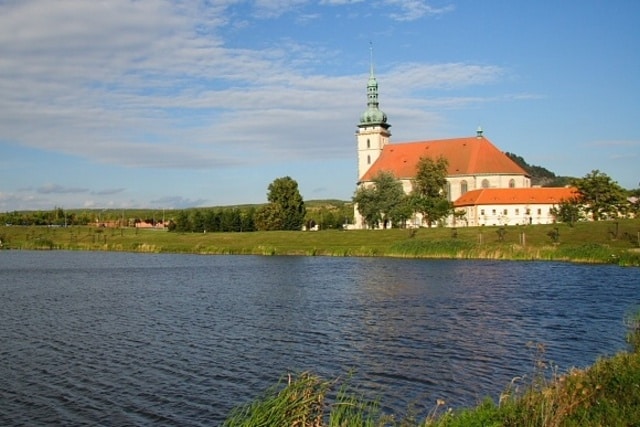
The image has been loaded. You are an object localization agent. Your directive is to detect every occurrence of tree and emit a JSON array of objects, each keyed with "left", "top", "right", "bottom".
[
  {"left": 410, "top": 156, "right": 453, "bottom": 227},
  {"left": 190, "top": 210, "right": 205, "bottom": 232},
  {"left": 353, "top": 185, "right": 380, "bottom": 229},
  {"left": 551, "top": 197, "right": 584, "bottom": 226},
  {"left": 388, "top": 195, "right": 413, "bottom": 228},
  {"left": 353, "top": 171, "right": 406, "bottom": 229},
  {"left": 254, "top": 203, "right": 284, "bottom": 231},
  {"left": 257, "top": 176, "right": 306, "bottom": 231},
  {"left": 571, "top": 170, "right": 627, "bottom": 220},
  {"left": 242, "top": 207, "right": 257, "bottom": 232},
  {"left": 172, "top": 210, "right": 191, "bottom": 232}
]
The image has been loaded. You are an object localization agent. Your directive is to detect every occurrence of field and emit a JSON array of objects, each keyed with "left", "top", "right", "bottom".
[{"left": 1, "top": 219, "right": 639, "bottom": 266}]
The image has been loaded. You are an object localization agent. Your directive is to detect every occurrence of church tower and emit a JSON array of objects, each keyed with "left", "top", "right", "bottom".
[{"left": 356, "top": 46, "right": 391, "bottom": 181}]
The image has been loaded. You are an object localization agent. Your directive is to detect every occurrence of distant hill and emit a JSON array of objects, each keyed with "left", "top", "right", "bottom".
[{"left": 505, "top": 152, "right": 573, "bottom": 187}]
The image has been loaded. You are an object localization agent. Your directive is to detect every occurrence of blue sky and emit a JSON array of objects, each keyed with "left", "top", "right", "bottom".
[{"left": 1, "top": 0, "right": 638, "bottom": 211}]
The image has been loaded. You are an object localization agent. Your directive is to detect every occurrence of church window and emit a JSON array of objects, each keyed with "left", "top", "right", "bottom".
[
  {"left": 509, "top": 179, "right": 516, "bottom": 188},
  {"left": 367, "top": 139, "right": 370, "bottom": 148},
  {"left": 367, "top": 155, "right": 371, "bottom": 165},
  {"left": 460, "top": 180, "right": 468, "bottom": 195},
  {"left": 481, "top": 179, "right": 490, "bottom": 188}
]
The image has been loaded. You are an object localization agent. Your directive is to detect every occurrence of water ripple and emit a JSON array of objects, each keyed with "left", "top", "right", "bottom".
[{"left": 0, "top": 251, "right": 638, "bottom": 425}]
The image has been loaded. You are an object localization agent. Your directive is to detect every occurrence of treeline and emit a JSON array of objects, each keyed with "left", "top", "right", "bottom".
[
  {"left": 1, "top": 207, "right": 90, "bottom": 227},
  {"left": 1, "top": 203, "right": 354, "bottom": 233},
  {"left": 170, "top": 208, "right": 257, "bottom": 232},
  {"left": 169, "top": 203, "right": 352, "bottom": 233}
]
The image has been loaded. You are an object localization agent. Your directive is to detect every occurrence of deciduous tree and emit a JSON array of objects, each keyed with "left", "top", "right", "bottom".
[
  {"left": 551, "top": 197, "right": 584, "bottom": 226},
  {"left": 254, "top": 203, "right": 284, "bottom": 231},
  {"left": 571, "top": 170, "right": 627, "bottom": 220},
  {"left": 410, "top": 156, "right": 453, "bottom": 227},
  {"left": 353, "top": 171, "right": 406, "bottom": 228},
  {"left": 257, "top": 176, "right": 306, "bottom": 231}
]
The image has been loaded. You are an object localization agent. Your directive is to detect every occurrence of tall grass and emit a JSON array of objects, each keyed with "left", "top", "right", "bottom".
[
  {"left": 222, "top": 314, "right": 640, "bottom": 426},
  {"left": 222, "top": 372, "right": 384, "bottom": 427}
]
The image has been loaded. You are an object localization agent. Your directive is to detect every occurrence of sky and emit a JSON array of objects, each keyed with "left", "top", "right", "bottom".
[{"left": 1, "top": 0, "right": 639, "bottom": 211}]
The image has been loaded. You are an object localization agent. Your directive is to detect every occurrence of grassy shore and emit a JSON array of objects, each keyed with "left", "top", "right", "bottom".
[
  {"left": 1, "top": 219, "right": 639, "bottom": 266},
  {"left": 222, "top": 346, "right": 640, "bottom": 426},
  {"left": 225, "top": 312, "right": 640, "bottom": 426}
]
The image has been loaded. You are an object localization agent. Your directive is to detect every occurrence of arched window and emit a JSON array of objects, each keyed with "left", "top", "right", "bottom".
[
  {"left": 481, "top": 179, "right": 490, "bottom": 188},
  {"left": 367, "top": 139, "right": 370, "bottom": 148},
  {"left": 460, "top": 180, "right": 468, "bottom": 195},
  {"left": 509, "top": 179, "right": 516, "bottom": 188},
  {"left": 367, "top": 155, "right": 371, "bottom": 165}
]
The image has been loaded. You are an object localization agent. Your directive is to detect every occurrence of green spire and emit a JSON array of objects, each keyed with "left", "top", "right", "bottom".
[{"left": 359, "top": 43, "right": 388, "bottom": 126}]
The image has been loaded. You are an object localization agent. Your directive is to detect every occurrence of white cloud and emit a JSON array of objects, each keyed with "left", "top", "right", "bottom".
[
  {"left": 386, "top": 63, "right": 504, "bottom": 91},
  {"left": 0, "top": 0, "right": 510, "bottom": 185},
  {"left": 92, "top": 188, "right": 126, "bottom": 196},
  {"left": 320, "top": 0, "right": 365, "bottom": 4},
  {"left": 383, "top": 0, "right": 454, "bottom": 21},
  {"left": 253, "top": 0, "right": 308, "bottom": 18}
]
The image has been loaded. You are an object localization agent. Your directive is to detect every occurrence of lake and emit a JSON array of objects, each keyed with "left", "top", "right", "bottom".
[{"left": 0, "top": 250, "right": 638, "bottom": 425}]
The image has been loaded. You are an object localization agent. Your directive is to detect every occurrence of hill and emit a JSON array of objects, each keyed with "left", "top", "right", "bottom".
[{"left": 505, "top": 152, "right": 573, "bottom": 187}]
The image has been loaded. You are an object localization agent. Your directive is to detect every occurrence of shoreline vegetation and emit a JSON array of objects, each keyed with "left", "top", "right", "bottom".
[
  {"left": 1, "top": 219, "right": 639, "bottom": 266},
  {"left": 222, "top": 327, "right": 640, "bottom": 426}
]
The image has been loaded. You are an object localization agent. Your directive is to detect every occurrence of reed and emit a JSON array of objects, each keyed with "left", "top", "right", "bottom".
[
  {"left": 222, "top": 314, "right": 640, "bottom": 425},
  {"left": 1, "top": 219, "right": 639, "bottom": 266},
  {"left": 222, "top": 372, "right": 384, "bottom": 427},
  {"left": 222, "top": 337, "right": 640, "bottom": 426}
]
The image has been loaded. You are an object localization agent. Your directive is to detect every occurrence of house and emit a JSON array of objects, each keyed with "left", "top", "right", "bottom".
[
  {"left": 453, "top": 187, "right": 579, "bottom": 226},
  {"left": 353, "top": 59, "right": 573, "bottom": 228}
]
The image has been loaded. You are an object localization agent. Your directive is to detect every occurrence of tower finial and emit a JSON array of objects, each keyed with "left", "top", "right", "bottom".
[
  {"left": 369, "top": 41, "right": 374, "bottom": 77},
  {"left": 359, "top": 43, "right": 388, "bottom": 127}
]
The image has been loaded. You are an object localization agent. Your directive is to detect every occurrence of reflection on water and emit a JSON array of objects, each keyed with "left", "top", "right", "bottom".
[{"left": 0, "top": 251, "right": 638, "bottom": 425}]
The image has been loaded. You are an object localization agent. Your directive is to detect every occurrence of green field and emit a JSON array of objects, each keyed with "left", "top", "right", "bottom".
[{"left": 1, "top": 219, "right": 639, "bottom": 266}]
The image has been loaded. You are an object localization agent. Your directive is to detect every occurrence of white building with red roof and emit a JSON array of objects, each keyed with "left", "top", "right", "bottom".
[
  {"left": 453, "top": 187, "right": 578, "bottom": 227},
  {"left": 353, "top": 59, "right": 575, "bottom": 228}
]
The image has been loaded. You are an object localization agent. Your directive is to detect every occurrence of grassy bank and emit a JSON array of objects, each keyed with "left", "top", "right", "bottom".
[
  {"left": 224, "top": 313, "right": 640, "bottom": 426},
  {"left": 1, "top": 220, "right": 639, "bottom": 265}
]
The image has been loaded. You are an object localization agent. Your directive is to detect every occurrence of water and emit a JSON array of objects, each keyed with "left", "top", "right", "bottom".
[{"left": 0, "top": 251, "right": 638, "bottom": 426}]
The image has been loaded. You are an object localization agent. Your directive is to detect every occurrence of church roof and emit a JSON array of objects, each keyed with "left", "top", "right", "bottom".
[
  {"left": 360, "top": 135, "right": 528, "bottom": 182},
  {"left": 454, "top": 187, "right": 579, "bottom": 207}
]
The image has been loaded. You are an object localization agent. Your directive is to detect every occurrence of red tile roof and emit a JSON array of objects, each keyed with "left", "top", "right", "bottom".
[
  {"left": 454, "top": 187, "right": 579, "bottom": 207},
  {"left": 360, "top": 136, "right": 528, "bottom": 182}
]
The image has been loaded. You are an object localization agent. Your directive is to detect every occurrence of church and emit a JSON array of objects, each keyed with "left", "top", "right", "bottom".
[{"left": 353, "top": 60, "right": 576, "bottom": 229}]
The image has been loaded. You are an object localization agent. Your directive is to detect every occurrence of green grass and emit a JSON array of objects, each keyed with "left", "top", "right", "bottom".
[
  {"left": 222, "top": 372, "right": 384, "bottom": 427},
  {"left": 1, "top": 219, "right": 639, "bottom": 265},
  {"left": 222, "top": 319, "right": 640, "bottom": 426},
  {"left": 221, "top": 350, "right": 640, "bottom": 426}
]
